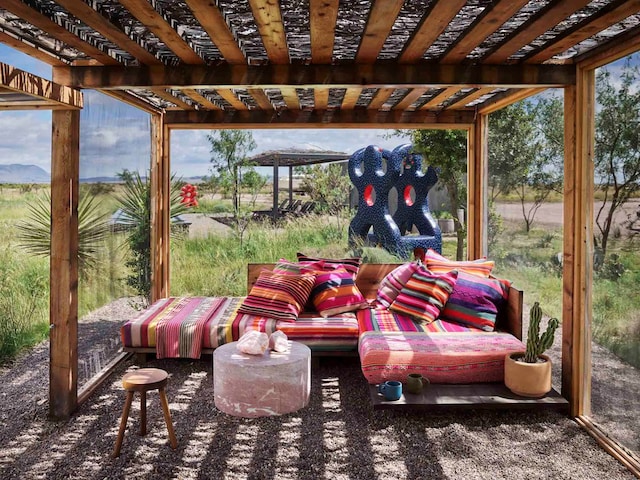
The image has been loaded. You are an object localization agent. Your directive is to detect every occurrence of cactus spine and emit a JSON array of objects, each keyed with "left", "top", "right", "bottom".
[{"left": 524, "top": 302, "right": 559, "bottom": 363}]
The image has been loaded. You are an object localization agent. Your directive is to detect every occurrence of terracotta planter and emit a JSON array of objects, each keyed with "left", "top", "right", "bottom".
[{"left": 504, "top": 352, "right": 552, "bottom": 398}]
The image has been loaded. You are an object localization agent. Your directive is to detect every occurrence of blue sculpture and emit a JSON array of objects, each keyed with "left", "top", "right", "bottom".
[{"left": 348, "top": 144, "right": 441, "bottom": 258}]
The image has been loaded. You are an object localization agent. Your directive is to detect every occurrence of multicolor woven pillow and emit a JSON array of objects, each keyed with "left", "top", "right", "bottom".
[
  {"left": 424, "top": 248, "right": 494, "bottom": 278},
  {"left": 305, "top": 268, "right": 369, "bottom": 318},
  {"left": 440, "top": 271, "right": 510, "bottom": 331},
  {"left": 376, "top": 261, "right": 421, "bottom": 308},
  {"left": 237, "top": 270, "right": 315, "bottom": 322},
  {"left": 389, "top": 267, "right": 458, "bottom": 324},
  {"left": 273, "top": 258, "right": 325, "bottom": 275},
  {"left": 296, "top": 252, "right": 362, "bottom": 278}
]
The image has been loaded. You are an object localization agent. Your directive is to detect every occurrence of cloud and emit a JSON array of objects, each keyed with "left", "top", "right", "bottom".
[{"left": 0, "top": 111, "right": 52, "bottom": 171}]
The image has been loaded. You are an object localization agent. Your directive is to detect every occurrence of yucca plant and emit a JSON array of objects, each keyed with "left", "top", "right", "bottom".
[
  {"left": 15, "top": 191, "right": 110, "bottom": 276},
  {"left": 523, "top": 302, "right": 560, "bottom": 363}
]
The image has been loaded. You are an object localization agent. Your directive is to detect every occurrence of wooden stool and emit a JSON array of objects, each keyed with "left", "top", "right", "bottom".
[{"left": 113, "top": 368, "right": 178, "bottom": 458}]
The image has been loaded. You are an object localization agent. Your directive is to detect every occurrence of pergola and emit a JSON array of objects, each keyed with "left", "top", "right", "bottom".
[{"left": 2, "top": 1, "right": 640, "bottom": 472}]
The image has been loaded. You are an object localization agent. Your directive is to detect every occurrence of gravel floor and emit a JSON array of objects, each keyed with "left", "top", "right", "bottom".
[{"left": 0, "top": 299, "right": 638, "bottom": 480}]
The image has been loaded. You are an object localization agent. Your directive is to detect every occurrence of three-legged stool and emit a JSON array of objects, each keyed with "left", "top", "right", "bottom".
[{"left": 113, "top": 368, "right": 178, "bottom": 457}]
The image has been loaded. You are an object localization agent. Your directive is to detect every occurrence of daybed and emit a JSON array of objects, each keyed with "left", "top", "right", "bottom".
[{"left": 120, "top": 254, "right": 525, "bottom": 385}]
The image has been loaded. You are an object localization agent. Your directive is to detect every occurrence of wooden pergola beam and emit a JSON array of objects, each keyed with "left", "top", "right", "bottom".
[
  {"left": 478, "top": 87, "right": 548, "bottom": 114},
  {"left": 356, "top": 0, "right": 404, "bottom": 63},
  {"left": 309, "top": 0, "right": 339, "bottom": 64},
  {"left": 0, "top": 30, "right": 67, "bottom": 67},
  {"left": 392, "top": 87, "right": 428, "bottom": 111},
  {"left": 164, "top": 108, "right": 476, "bottom": 128},
  {"left": 52, "top": 64, "right": 576, "bottom": 90},
  {"left": 0, "top": 62, "right": 83, "bottom": 109},
  {"left": 468, "top": 115, "right": 488, "bottom": 259},
  {"left": 249, "top": 0, "right": 289, "bottom": 64},
  {"left": 98, "top": 89, "right": 163, "bottom": 114},
  {"left": 151, "top": 114, "right": 170, "bottom": 302}
]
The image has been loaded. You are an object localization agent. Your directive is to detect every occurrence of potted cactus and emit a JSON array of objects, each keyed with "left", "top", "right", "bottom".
[{"left": 504, "top": 302, "right": 559, "bottom": 398}]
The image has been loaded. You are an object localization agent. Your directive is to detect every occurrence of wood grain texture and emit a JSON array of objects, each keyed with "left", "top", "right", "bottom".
[
  {"left": 182, "top": 89, "right": 221, "bottom": 110},
  {"left": 280, "top": 87, "right": 300, "bottom": 110},
  {"left": 0, "top": 31, "right": 67, "bottom": 67},
  {"left": 420, "top": 86, "right": 460, "bottom": 110},
  {"left": 249, "top": 0, "right": 289, "bottom": 63},
  {"left": 310, "top": 0, "right": 339, "bottom": 63},
  {"left": 356, "top": 0, "right": 404, "bottom": 63},
  {"left": 367, "top": 87, "right": 395, "bottom": 110},
  {"left": 445, "top": 87, "right": 495, "bottom": 110}
]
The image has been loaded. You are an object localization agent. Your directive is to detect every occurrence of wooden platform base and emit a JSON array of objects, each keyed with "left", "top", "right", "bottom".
[{"left": 369, "top": 382, "right": 568, "bottom": 412}]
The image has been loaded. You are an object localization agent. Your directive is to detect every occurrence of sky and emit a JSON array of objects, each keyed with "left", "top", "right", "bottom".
[{"left": 0, "top": 45, "right": 407, "bottom": 179}]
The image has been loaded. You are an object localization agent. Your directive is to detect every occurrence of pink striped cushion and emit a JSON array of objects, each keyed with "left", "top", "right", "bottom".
[
  {"left": 304, "top": 268, "right": 369, "bottom": 318},
  {"left": 376, "top": 261, "right": 421, "bottom": 308},
  {"left": 237, "top": 270, "right": 315, "bottom": 322},
  {"left": 424, "top": 248, "right": 494, "bottom": 278},
  {"left": 296, "top": 252, "right": 362, "bottom": 278},
  {"left": 389, "top": 268, "right": 458, "bottom": 324},
  {"left": 357, "top": 305, "right": 478, "bottom": 333}
]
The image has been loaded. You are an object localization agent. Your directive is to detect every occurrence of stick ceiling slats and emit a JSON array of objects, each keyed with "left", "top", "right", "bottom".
[
  {"left": 184, "top": 0, "right": 245, "bottom": 64},
  {"left": 525, "top": 0, "right": 640, "bottom": 64},
  {"left": 393, "top": 87, "right": 428, "bottom": 111},
  {"left": 341, "top": 88, "right": 362, "bottom": 109},
  {"left": 445, "top": 87, "right": 495, "bottom": 110},
  {"left": 0, "top": 30, "right": 67, "bottom": 67},
  {"left": 249, "top": 0, "right": 289, "bottom": 64},
  {"left": 441, "top": 0, "right": 531, "bottom": 63},
  {"left": 356, "top": 0, "right": 404, "bottom": 63},
  {"left": 575, "top": 24, "right": 640, "bottom": 70},
  {"left": 248, "top": 88, "right": 273, "bottom": 110},
  {"left": 3, "top": 0, "right": 120, "bottom": 66},
  {"left": 182, "top": 89, "right": 221, "bottom": 110},
  {"left": 118, "top": 0, "right": 204, "bottom": 65},
  {"left": 54, "top": 0, "right": 162, "bottom": 66},
  {"left": 400, "top": 0, "right": 468, "bottom": 63},
  {"left": 314, "top": 88, "right": 330, "bottom": 109},
  {"left": 367, "top": 87, "right": 395, "bottom": 110},
  {"left": 216, "top": 89, "right": 248, "bottom": 110},
  {"left": 149, "top": 88, "right": 195, "bottom": 110},
  {"left": 280, "top": 87, "right": 300, "bottom": 110},
  {"left": 483, "top": 0, "right": 592, "bottom": 64},
  {"left": 309, "top": 0, "right": 339, "bottom": 63},
  {"left": 420, "top": 86, "right": 460, "bottom": 110}
]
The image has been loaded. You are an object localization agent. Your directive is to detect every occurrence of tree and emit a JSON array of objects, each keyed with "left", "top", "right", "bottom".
[
  {"left": 398, "top": 129, "right": 468, "bottom": 260},
  {"left": 207, "top": 130, "right": 256, "bottom": 219},
  {"left": 241, "top": 168, "right": 268, "bottom": 207},
  {"left": 595, "top": 58, "right": 640, "bottom": 257}
]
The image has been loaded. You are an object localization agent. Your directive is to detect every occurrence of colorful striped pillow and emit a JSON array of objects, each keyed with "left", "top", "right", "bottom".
[
  {"left": 237, "top": 270, "right": 315, "bottom": 322},
  {"left": 440, "top": 272, "right": 510, "bottom": 331},
  {"left": 424, "top": 248, "right": 494, "bottom": 278},
  {"left": 389, "top": 268, "right": 458, "bottom": 324},
  {"left": 273, "top": 259, "right": 325, "bottom": 275},
  {"left": 305, "top": 268, "right": 369, "bottom": 318},
  {"left": 376, "top": 261, "right": 421, "bottom": 308},
  {"left": 296, "top": 252, "right": 362, "bottom": 278}
]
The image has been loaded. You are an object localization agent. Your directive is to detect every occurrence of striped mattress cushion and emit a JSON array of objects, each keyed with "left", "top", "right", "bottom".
[
  {"left": 357, "top": 305, "right": 479, "bottom": 333},
  {"left": 358, "top": 329, "right": 525, "bottom": 385}
]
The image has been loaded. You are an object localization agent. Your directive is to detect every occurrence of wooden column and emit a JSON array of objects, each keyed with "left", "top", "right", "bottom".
[
  {"left": 150, "top": 114, "right": 170, "bottom": 302},
  {"left": 272, "top": 156, "right": 280, "bottom": 219},
  {"left": 468, "top": 116, "right": 488, "bottom": 259},
  {"left": 49, "top": 109, "right": 80, "bottom": 419},
  {"left": 288, "top": 165, "right": 293, "bottom": 206},
  {"left": 563, "top": 68, "right": 594, "bottom": 417}
]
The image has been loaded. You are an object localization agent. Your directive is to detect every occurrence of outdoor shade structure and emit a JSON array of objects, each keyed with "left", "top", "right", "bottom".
[
  {"left": 2, "top": 0, "right": 640, "bottom": 474},
  {"left": 248, "top": 149, "right": 349, "bottom": 218}
]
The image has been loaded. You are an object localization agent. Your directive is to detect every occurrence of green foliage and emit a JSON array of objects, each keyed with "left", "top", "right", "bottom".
[
  {"left": 14, "top": 191, "right": 110, "bottom": 276},
  {"left": 595, "top": 56, "right": 640, "bottom": 256},
  {"left": 524, "top": 302, "right": 559, "bottom": 363},
  {"left": 597, "top": 253, "right": 626, "bottom": 281},
  {"left": 241, "top": 168, "right": 268, "bottom": 206},
  {"left": 81, "top": 182, "right": 115, "bottom": 196},
  {"left": 299, "top": 163, "right": 351, "bottom": 213}
]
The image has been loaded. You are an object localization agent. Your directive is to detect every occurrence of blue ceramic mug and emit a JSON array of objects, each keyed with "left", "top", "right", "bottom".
[{"left": 377, "top": 380, "right": 402, "bottom": 401}]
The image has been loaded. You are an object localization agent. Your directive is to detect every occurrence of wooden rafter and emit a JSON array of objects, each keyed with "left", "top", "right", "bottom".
[
  {"left": 483, "top": 0, "right": 592, "bottom": 64},
  {"left": 309, "top": 0, "right": 339, "bottom": 63},
  {"left": 478, "top": 87, "right": 547, "bottom": 114},
  {"left": 53, "top": 64, "right": 576, "bottom": 90},
  {"left": 182, "top": 89, "right": 221, "bottom": 110},
  {"left": 165, "top": 108, "right": 476, "bottom": 128},
  {"left": 576, "top": 24, "right": 640, "bottom": 70},
  {"left": 314, "top": 88, "right": 330, "bottom": 109},
  {"left": 119, "top": 0, "right": 204, "bottom": 65},
  {"left": 367, "top": 87, "right": 395, "bottom": 110},
  {"left": 216, "top": 89, "right": 248, "bottom": 110},
  {"left": 525, "top": 0, "right": 640, "bottom": 64},
  {"left": 446, "top": 87, "right": 496, "bottom": 110},
  {"left": 399, "top": 0, "right": 468, "bottom": 63},
  {"left": 420, "top": 86, "right": 460, "bottom": 110},
  {"left": 248, "top": 88, "right": 273, "bottom": 110},
  {"left": 279, "top": 87, "right": 300, "bottom": 110},
  {"left": 0, "top": 62, "right": 82, "bottom": 109},
  {"left": 184, "top": 0, "right": 246, "bottom": 64},
  {"left": 249, "top": 0, "right": 289, "bottom": 64},
  {"left": 356, "top": 0, "right": 404, "bottom": 63},
  {"left": 54, "top": 0, "right": 162, "bottom": 65},
  {"left": 441, "top": 0, "right": 530, "bottom": 63},
  {"left": 0, "top": 30, "right": 67, "bottom": 67},
  {"left": 149, "top": 87, "right": 195, "bottom": 110},
  {"left": 392, "top": 87, "right": 428, "bottom": 111},
  {"left": 3, "top": 0, "right": 119, "bottom": 66},
  {"left": 341, "top": 88, "right": 362, "bottom": 109},
  {"left": 98, "top": 89, "right": 163, "bottom": 114}
]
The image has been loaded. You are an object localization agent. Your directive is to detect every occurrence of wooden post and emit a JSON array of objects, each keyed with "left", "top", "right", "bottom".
[
  {"left": 272, "top": 156, "right": 280, "bottom": 219},
  {"left": 288, "top": 165, "right": 293, "bottom": 207},
  {"left": 468, "top": 117, "right": 488, "bottom": 259},
  {"left": 563, "top": 68, "right": 594, "bottom": 417},
  {"left": 150, "top": 114, "right": 170, "bottom": 302},
  {"left": 49, "top": 109, "right": 80, "bottom": 419}
]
